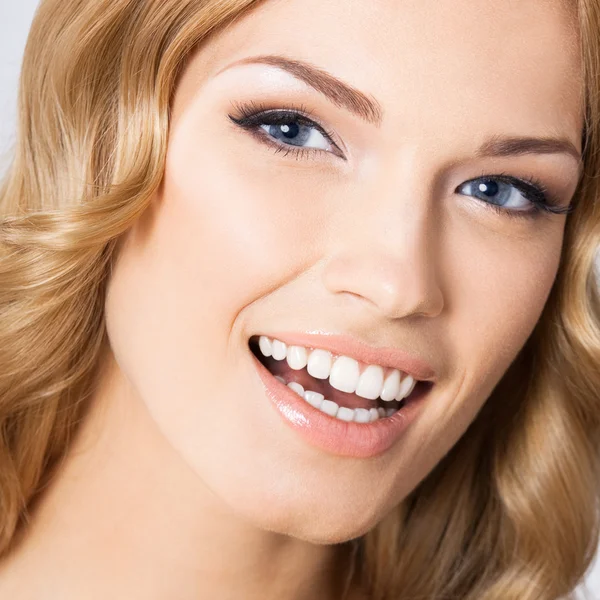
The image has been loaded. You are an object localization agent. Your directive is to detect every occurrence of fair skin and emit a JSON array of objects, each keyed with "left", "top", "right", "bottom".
[{"left": 0, "top": 0, "right": 584, "bottom": 598}]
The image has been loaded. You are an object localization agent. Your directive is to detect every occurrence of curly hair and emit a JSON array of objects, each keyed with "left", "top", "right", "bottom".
[{"left": 1, "top": 1, "right": 599, "bottom": 598}]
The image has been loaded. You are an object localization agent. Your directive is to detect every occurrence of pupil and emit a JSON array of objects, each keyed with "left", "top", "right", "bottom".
[
  {"left": 279, "top": 122, "right": 300, "bottom": 139},
  {"left": 478, "top": 180, "right": 499, "bottom": 197}
]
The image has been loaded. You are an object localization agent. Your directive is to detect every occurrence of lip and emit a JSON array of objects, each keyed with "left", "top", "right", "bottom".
[
  {"left": 251, "top": 352, "right": 430, "bottom": 459},
  {"left": 260, "top": 331, "right": 436, "bottom": 382}
]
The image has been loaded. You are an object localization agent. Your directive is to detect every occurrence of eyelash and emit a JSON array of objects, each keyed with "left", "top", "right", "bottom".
[
  {"left": 227, "top": 100, "right": 574, "bottom": 219},
  {"left": 228, "top": 100, "right": 342, "bottom": 159}
]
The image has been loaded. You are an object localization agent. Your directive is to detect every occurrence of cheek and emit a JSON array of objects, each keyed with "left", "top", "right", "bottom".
[
  {"left": 102, "top": 180, "right": 380, "bottom": 542},
  {"left": 461, "top": 234, "right": 560, "bottom": 367},
  {"left": 102, "top": 129, "right": 309, "bottom": 418},
  {"left": 401, "top": 220, "right": 564, "bottom": 493},
  {"left": 441, "top": 219, "right": 563, "bottom": 426},
  {"left": 156, "top": 119, "right": 332, "bottom": 320}
]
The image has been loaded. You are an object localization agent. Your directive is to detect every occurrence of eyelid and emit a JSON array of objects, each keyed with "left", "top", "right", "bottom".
[
  {"left": 474, "top": 170, "right": 568, "bottom": 211},
  {"left": 228, "top": 99, "right": 347, "bottom": 158},
  {"left": 457, "top": 171, "right": 572, "bottom": 219}
]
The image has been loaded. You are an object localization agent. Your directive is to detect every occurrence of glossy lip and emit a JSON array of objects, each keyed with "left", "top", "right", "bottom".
[
  {"left": 251, "top": 352, "right": 430, "bottom": 459},
  {"left": 259, "top": 331, "right": 436, "bottom": 382}
]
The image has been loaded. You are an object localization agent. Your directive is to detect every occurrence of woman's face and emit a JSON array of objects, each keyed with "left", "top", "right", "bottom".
[{"left": 104, "top": 0, "right": 583, "bottom": 542}]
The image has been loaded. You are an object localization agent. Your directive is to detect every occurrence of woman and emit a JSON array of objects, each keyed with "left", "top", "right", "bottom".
[{"left": 0, "top": 0, "right": 598, "bottom": 598}]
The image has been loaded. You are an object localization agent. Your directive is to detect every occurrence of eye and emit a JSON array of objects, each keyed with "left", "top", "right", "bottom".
[
  {"left": 458, "top": 176, "right": 531, "bottom": 210},
  {"left": 228, "top": 101, "right": 345, "bottom": 159},
  {"left": 455, "top": 173, "right": 571, "bottom": 218},
  {"left": 260, "top": 118, "right": 332, "bottom": 151}
]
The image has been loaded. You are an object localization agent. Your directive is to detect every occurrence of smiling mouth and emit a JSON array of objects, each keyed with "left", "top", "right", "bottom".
[{"left": 249, "top": 335, "right": 431, "bottom": 422}]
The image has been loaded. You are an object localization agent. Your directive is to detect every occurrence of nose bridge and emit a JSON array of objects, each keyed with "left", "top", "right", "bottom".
[{"left": 322, "top": 161, "right": 445, "bottom": 320}]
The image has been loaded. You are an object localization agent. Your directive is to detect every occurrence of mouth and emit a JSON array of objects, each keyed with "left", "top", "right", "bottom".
[
  {"left": 249, "top": 336, "right": 431, "bottom": 423},
  {"left": 248, "top": 334, "right": 433, "bottom": 458}
]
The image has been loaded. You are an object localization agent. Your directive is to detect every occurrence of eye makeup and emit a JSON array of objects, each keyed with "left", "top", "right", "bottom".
[
  {"left": 227, "top": 99, "right": 574, "bottom": 220},
  {"left": 228, "top": 99, "right": 345, "bottom": 159}
]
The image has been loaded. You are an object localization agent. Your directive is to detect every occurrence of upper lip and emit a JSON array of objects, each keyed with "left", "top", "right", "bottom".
[{"left": 255, "top": 331, "right": 436, "bottom": 382}]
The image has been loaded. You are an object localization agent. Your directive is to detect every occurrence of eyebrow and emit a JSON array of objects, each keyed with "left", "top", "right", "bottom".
[
  {"left": 217, "top": 54, "right": 383, "bottom": 126},
  {"left": 476, "top": 134, "right": 582, "bottom": 163},
  {"left": 218, "top": 54, "right": 582, "bottom": 164}
]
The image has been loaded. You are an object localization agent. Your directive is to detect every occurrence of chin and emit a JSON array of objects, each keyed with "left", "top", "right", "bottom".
[{"left": 208, "top": 466, "right": 388, "bottom": 545}]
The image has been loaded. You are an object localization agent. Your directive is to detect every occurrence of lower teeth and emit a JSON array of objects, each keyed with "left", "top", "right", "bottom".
[{"left": 276, "top": 377, "right": 401, "bottom": 423}]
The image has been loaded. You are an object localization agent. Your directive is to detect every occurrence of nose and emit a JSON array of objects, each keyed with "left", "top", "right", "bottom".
[{"left": 321, "top": 172, "right": 445, "bottom": 321}]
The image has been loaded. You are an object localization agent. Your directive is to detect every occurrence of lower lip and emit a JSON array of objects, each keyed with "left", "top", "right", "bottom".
[{"left": 251, "top": 352, "right": 429, "bottom": 459}]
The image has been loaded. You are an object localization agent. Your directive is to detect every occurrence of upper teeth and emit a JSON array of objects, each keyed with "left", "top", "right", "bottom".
[{"left": 257, "top": 336, "right": 417, "bottom": 402}]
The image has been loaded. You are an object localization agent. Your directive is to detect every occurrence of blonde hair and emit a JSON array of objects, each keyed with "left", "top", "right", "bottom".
[{"left": 0, "top": 0, "right": 599, "bottom": 598}]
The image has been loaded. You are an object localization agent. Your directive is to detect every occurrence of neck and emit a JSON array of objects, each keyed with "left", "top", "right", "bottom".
[{"left": 0, "top": 351, "right": 359, "bottom": 600}]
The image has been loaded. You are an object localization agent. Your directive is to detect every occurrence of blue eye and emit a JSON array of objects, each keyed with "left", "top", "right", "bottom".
[
  {"left": 459, "top": 178, "right": 532, "bottom": 210},
  {"left": 228, "top": 102, "right": 573, "bottom": 219},
  {"left": 228, "top": 101, "right": 344, "bottom": 159},
  {"left": 259, "top": 120, "right": 333, "bottom": 151},
  {"left": 456, "top": 173, "right": 572, "bottom": 218}
]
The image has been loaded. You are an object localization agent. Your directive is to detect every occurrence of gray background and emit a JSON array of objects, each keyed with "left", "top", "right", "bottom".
[{"left": 0, "top": 2, "right": 598, "bottom": 598}]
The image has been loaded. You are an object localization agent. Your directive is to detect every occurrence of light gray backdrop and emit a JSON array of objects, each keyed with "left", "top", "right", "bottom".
[{"left": 0, "top": 2, "right": 598, "bottom": 598}]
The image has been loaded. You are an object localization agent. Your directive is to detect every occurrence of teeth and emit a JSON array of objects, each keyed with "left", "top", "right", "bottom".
[
  {"left": 258, "top": 335, "right": 273, "bottom": 357},
  {"left": 301, "top": 389, "right": 380, "bottom": 424},
  {"left": 320, "top": 399, "right": 339, "bottom": 417},
  {"left": 307, "top": 397, "right": 380, "bottom": 424},
  {"left": 287, "top": 381, "right": 304, "bottom": 396},
  {"left": 353, "top": 408, "right": 372, "bottom": 423},
  {"left": 305, "top": 398, "right": 398, "bottom": 422},
  {"left": 295, "top": 386, "right": 399, "bottom": 424},
  {"left": 306, "top": 349, "right": 332, "bottom": 379},
  {"left": 271, "top": 339, "right": 287, "bottom": 361},
  {"left": 355, "top": 365, "right": 384, "bottom": 400},
  {"left": 304, "top": 390, "right": 324, "bottom": 409},
  {"left": 336, "top": 407, "right": 355, "bottom": 422},
  {"left": 257, "top": 337, "right": 422, "bottom": 413},
  {"left": 396, "top": 374, "right": 416, "bottom": 401},
  {"left": 286, "top": 345, "right": 308, "bottom": 370},
  {"left": 329, "top": 356, "right": 360, "bottom": 393},
  {"left": 380, "top": 369, "right": 401, "bottom": 401}
]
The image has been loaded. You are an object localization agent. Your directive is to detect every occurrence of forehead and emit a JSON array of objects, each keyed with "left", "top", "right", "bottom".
[{"left": 189, "top": 0, "right": 583, "bottom": 148}]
